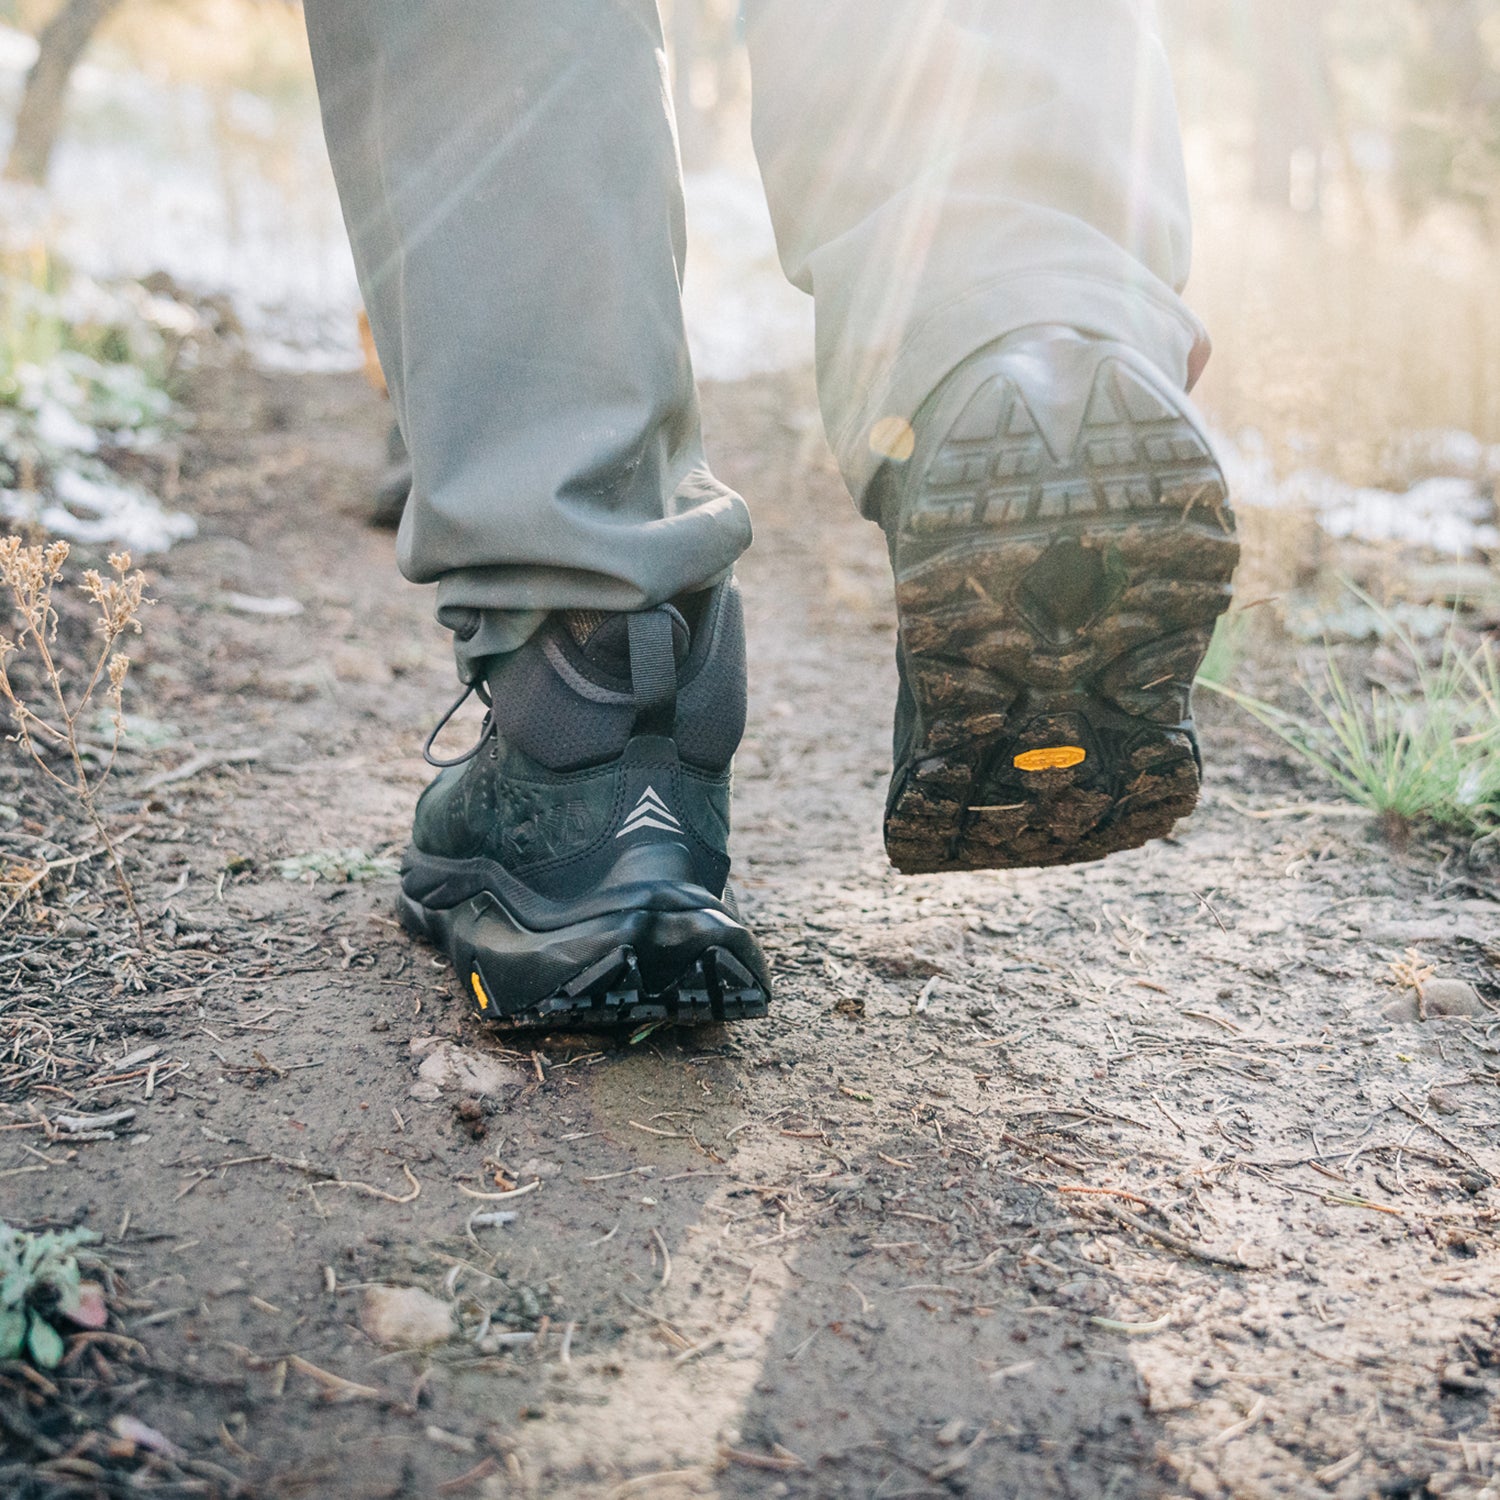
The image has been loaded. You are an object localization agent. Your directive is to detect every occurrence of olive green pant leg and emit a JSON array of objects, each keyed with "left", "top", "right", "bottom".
[
  {"left": 304, "top": 0, "right": 751, "bottom": 676},
  {"left": 745, "top": 0, "right": 1207, "bottom": 511}
]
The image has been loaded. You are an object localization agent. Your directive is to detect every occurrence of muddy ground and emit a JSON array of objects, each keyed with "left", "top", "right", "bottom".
[{"left": 2, "top": 358, "right": 1498, "bottom": 1500}]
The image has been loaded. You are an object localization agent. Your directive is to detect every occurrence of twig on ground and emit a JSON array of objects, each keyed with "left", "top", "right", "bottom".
[
  {"left": 457, "top": 1179, "right": 538, "bottom": 1202},
  {"left": 135, "top": 747, "right": 263, "bottom": 795},
  {"left": 1095, "top": 1201, "right": 1258, "bottom": 1270},
  {"left": 285, "top": 1354, "right": 385, "bottom": 1404},
  {"left": 718, "top": 1445, "right": 804, "bottom": 1473},
  {"left": 326, "top": 1164, "right": 421, "bottom": 1204},
  {"left": 651, "top": 1226, "right": 672, "bottom": 1287},
  {"left": 1210, "top": 1395, "right": 1268, "bottom": 1446}
]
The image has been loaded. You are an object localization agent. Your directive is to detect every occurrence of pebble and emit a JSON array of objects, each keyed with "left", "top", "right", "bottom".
[
  {"left": 409, "top": 1037, "right": 520, "bottom": 1096},
  {"left": 1382, "top": 978, "right": 1486, "bottom": 1022},
  {"left": 360, "top": 1286, "right": 455, "bottom": 1347},
  {"left": 1420, "top": 979, "right": 1486, "bottom": 1018}
]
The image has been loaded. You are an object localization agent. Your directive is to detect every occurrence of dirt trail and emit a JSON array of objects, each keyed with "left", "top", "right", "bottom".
[{"left": 3, "top": 359, "right": 1499, "bottom": 1500}]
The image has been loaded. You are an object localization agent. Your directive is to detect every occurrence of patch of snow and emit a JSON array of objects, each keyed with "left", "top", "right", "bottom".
[
  {"left": 33, "top": 398, "right": 98, "bottom": 455},
  {"left": 0, "top": 37, "right": 362, "bottom": 373},
  {"left": 1217, "top": 429, "right": 1500, "bottom": 557},
  {"left": 0, "top": 25, "right": 37, "bottom": 72},
  {"left": 1, "top": 467, "right": 196, "bottom": 555}
]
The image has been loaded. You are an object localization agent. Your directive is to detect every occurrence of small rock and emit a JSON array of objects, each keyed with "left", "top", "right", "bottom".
[
  {"left": 935, "top": 1418, "right": 965, "bottom": 1447},
  {"left": 858, "top": 918, "right": 966, "bottom": 980},
  {"left": 360, "top": 1286, "right": 455, "bottom": 1348},
  {"left": 1382, "top": 993, "right": 1421, "bottom": 1023},
  {"left": 408, "top": 1081, "right": 441, "bottom": 1103},
  {"left": 518, "top": 1157, "right": 562, "bottom": 1181},
  {"left": 1420, "top": 979, "right": 1486, "bottom": 1019},
  {"left": 223, "top": 591, "right": 302, "bottom": 617},
  {"left": 1428, "top": 1086, "right": 1461, "bottom": 1116},
  {"left": 109, "top": 1415, "right": 184, "bottom": 1460},
  {"left": 1383, "top": 978, "right": 1486, "bottom": 1023},
  {"left": 415, "top": 1042, "right": 520, "bottom": 1097}
]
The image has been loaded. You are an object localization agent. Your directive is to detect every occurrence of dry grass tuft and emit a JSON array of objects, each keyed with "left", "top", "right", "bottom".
[
  {"left": 0, "top": 536, "right": 151, "bottom": 937},
  {"left": 1203, "top": 588, "right": 1500, "bottom": 846}
]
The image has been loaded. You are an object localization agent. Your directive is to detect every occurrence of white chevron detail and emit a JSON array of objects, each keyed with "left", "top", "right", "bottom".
[{"left": 617, "top": 785, "right": 684, "bottom": 838}]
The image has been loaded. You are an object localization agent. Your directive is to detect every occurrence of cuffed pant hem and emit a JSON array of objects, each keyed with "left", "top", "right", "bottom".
[{"left": 828, "top": 269, "right": 1206, "bottom": 514}]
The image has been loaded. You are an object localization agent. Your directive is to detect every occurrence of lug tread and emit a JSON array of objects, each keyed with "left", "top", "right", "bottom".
[
  {"left": 476, "top": 945, "right": 769, "bottom": 1031},
  {"left": 887, "top": 353, "right": 1238, "bottom": 874}
]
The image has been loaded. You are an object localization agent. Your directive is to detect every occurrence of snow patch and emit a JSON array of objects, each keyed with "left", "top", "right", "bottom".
[
  {"left": 2, "top": 467, "right": 195, "bottom": 555},
  {"left": 1218, "top": 429, "right": 1500, "bottom": 557}
]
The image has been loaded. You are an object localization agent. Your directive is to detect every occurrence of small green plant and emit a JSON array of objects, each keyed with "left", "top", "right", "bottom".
[
  {"left": 0, "top": 1220, "right": 106, "bottom": 1369},
  {"left": 1203, "top": 590, "right": 1500, "bottom": 843},
  {"left": 0, "top": 538, "right": 150, "bottom": 935},
  {"left": 275, "top": 847, "right": 400, "bottom": 884},
  {"left": 1195, "top": 609, "right": 1250, "bottom": 689}
]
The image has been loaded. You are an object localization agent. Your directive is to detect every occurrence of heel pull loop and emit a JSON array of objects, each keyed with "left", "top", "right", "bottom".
[
  {"left": 627, "top": 608, "right": 678, "bottom": 737},
  {"left": 423, "top": 681, "right": 495, "bottom": 768}
]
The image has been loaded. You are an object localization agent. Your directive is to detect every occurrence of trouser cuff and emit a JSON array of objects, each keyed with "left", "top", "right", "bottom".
[{"left": 830, "top": 269, "right": 1207, "bottom": 514}]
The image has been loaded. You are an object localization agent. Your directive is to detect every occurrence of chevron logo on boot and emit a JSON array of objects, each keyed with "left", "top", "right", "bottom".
[{"left": 617, "top": 785, "right": 684, "bottom": 838}]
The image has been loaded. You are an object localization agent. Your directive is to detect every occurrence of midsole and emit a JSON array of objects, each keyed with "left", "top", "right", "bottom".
[
  {"left": 398, "top": 886, "right": 765, "bottom": 1015},
  {"left": 400, "top": 846, "right": 733, "bottom": 933}
]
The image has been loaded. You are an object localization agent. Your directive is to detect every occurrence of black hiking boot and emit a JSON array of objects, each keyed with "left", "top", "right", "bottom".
[
  {"left": 877, "top": 326, "right": 1238, "bottom": 874},
  {"left": 397, "top": 582, "right": 770, "bottom": 1028}
]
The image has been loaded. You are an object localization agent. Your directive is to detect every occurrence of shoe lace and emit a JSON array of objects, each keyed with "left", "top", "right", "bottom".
[
  {"left": 420, "top": 605, "right": 682, "bottom": 769},
  {"left": 422, "top": 680, "right": 494, "bottom": 768}
]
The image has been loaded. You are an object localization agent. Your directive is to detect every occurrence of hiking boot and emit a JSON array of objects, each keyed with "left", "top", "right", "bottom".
[
  {"left": 877, "top": 326, "right": 1238, "bottom": 874},
  {"left": 397, "top": 581, "right": 770, "bottom": 1027}
]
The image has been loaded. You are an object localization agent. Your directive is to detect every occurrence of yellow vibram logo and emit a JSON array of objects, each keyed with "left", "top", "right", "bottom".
[
  {"left": 1014, "top": 746, "right": 1087, "bottom": 773},
  {"left": 470, "top": 972, "right": 490, "bottom": 1010}
]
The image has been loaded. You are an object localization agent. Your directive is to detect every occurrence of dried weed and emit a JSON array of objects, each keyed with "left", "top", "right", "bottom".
[{"left": 0, "top": 536, "right": 151, "bottom": 937}]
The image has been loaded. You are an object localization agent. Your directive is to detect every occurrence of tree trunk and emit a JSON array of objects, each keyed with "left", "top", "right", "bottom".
[
  {"left": 1250, "top": 0, "right": 1330, "bottom": 213},
  {"left": 4, "top": 0, "right": 124, "bottom": 185}
]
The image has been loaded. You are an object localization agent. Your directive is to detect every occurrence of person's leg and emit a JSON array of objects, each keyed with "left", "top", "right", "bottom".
[
  {"left": 747, "top": 0, "right": 1238, "bottom": 873},
  {"left": 304, "top": 1, "right": 768, "bottom": 1025},
  {"left": 305, "top": 0, "right": 751, "bottom": 677},
  {"left": 746, "top": 0, "right": 1204, "bottom": 506}
]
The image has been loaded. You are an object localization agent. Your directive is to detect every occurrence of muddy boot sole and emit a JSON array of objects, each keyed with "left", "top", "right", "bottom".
[{"left": 885, "top": 337, "right": 1238, "bottom": 875}]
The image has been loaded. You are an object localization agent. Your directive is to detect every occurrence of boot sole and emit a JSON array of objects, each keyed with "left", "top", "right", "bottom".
[
  {"left": 397, "top": 866, "right": 770, "bottom": 1030},
  {"left": 886, "top": 346, "right": 1238, "bottom": 874}
]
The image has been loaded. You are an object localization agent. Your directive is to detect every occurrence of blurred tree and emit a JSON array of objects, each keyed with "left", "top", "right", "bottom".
[
  {"left": 4, "top": 0, "right": 123, "bottom": 183},
  {"left": 1393, "top": 0, "right": 1500, "bottom": 227},
  {"left": 1249, "top": 0, "right": 1334, "bottom": 214},
  {"left": 661, "top": 0, "right": 745, "bottom": 169}
]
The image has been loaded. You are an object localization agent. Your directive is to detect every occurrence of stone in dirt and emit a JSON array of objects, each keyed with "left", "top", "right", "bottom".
[
  {"left": 360, "top": 1286, "right": 455, "bottom": 1348},
  {"left": 857, "top": 917, "right": 966, "bottom": 979},
  {"left": 1381, "top": 978, "right": 1487, "bottom": 1023},
  {"left": 409, "top": 1036, "right": 522, "bottom": 1096}
]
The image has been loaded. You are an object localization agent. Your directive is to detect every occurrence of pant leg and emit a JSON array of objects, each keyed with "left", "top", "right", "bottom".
[
  {"left": 745, "top": 0, "right": 1207, "bottom": 512},
  {"left": 305, "top": 0, "right": 751, "bottom": 676}
]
